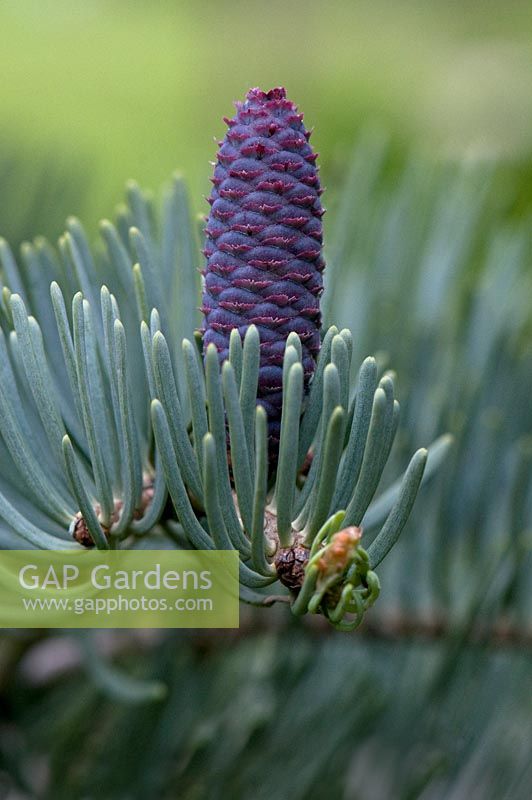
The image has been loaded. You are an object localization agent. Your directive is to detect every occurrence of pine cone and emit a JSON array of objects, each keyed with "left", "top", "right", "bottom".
[{"left": 201, "top": 87, "right": 325, "bottom": 456}]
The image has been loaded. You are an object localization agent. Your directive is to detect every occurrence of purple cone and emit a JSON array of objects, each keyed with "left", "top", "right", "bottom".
[{"left": 201, "top": 87, "right": 324, "bottom": 454}]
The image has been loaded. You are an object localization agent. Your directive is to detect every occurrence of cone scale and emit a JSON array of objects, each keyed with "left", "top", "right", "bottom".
[{"left": 201, "top": 87, "right": 325, "bottom": 454}]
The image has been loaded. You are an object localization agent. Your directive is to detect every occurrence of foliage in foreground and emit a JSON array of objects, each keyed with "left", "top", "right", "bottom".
[
  {"left": 0, "top": 160, "right": 446, "bottom": 628},
  {"left": 0, "top": 135, "right": 531, "bottom": 799}
]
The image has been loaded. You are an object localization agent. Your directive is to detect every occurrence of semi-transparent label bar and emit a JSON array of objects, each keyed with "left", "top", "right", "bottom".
[{"left": 0, "top": 550, "right": 239, "bottom": 628}]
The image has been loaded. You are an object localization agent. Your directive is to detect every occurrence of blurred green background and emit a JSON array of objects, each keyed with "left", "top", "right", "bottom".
[
  {"left": 1, "top": 3, "right": 531, "bottom": 799},
  {"left": 2, "top": 0, "right": 532, "bottom": 243}
]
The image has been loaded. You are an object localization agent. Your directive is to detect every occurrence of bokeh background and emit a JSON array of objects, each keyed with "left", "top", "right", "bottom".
[
  {"left": 0, "top": 2, "right": 531, "bottom": 799},
  {"left": 2, "top": 0, "right": 532, "bottom": 243}
]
